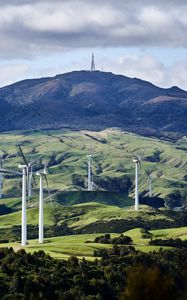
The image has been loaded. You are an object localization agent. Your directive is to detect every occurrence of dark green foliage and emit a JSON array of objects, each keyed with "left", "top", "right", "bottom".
[
  {"left": 0, "top": 204, "right": 12, "bottom": 216},
  {"left": 94, "top": 176, "right": 132, "bottom": 194},
  {"left": 77, "top": 210, "right": 187, "bottom": 234},
  {"left": 1, "top": 246, "right": 187, "bottom": 299},
  {"left": 139, "top": 195, "right": 165, "bottom": 208},
  {"left": 165, "top": 190, "right": 184, "bottom": 208},
  {"left": 91, "top": 234, "right": 133, "bottom": 245},
  {"left": 54, "top": 191, "right": 132, "bottom": 207},
  {"left": 145, "top": 149, "right": 162, "bottom": 162},
  {"left": 150, "top": 238, "right": 187, "bottom": 247}
]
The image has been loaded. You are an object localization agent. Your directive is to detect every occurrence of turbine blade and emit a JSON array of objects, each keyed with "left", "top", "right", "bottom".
[
  {"left": 32, "top": 174, "right": 37, "bottom": 187},
  {"left": 132, "top": 153, "right": 139, "bottom": 161},
  {"left": 139, "top": 148, "right": 145, "bottom": 160},
  {"left": 0, "top": 156, "right": 2, "bottom": 169},
  {"left": 0, "top": 168, "right": 22, "bottom": 176},
  {"left": 138, "top": 159, "right": 142, "bottom": 168},
  {"left": 43, "top": 174, "right": 52, "bottom": 204},
  {"left": 17, "top": 144, "right": 29, "bottom": 167},
  {"left": 29, "top": 155, "right": 42, "bottom": 166}
]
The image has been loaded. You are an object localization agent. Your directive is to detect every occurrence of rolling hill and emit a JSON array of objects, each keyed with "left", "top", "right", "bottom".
[
  {"left": 0, "top": 129, "right": 186, "bottom": 204},
  {"left": 0, "top": 128, "right": 186, "bottom": 258},
  {"left": 0, "top": 71, "right": 186, "bottom": 138}
]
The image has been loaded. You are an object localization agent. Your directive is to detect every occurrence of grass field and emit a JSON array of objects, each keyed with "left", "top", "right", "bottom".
[
  {"left": 0, "top": 202, "right": 174, "bottom": 232},
  {"left": 0, "top": 128, "right": 186, "bottom": 203},
  {"left": 0, "top": 128, "right": 186, "bottom": 259},
  {"left": 1, "top": 226, "right": 186, "bottom": 259}
]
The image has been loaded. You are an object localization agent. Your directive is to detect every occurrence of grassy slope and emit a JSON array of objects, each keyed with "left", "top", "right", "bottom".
[
  {"left": 0, "top": 202, "right": 173, "bottom": 230},
  {"left": 0, "top": 129, "right": 186, "bottom": 258},
  {"left": 2, "top": 227, "right": 187, "bottom": 259},
  {"left": 0, "top": 128, "right": 186, "bottom": 202}
]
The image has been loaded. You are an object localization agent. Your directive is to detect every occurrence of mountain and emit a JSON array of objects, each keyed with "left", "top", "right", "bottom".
[{"left": 0, "top": 70, "right": 187, "bottom": 138}]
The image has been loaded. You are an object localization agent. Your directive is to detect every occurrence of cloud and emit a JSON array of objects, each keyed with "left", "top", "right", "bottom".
[
  {"left": 0, "top": 0, "right": 187, "bottom": 91},
  {"left": 0, "top": 0, "right": 186, "bottom": 58},
  {"left": 0, "top": 64, "right": 30, "bottom": 87},
  {"left": 1, "top": 53, "right": 187, "bottom": 91},
  {"left": 95, "top": 54, "right": 187, "bottom": 90}
]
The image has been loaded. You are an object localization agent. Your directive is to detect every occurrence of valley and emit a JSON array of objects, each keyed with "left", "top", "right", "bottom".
[{"left": 0, "top": 128, "right": 186, "bottom": 258}]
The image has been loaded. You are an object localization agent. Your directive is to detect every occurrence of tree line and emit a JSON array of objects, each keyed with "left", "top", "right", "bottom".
[{"left": 1, "top": 246, "right": 187, "bottom": 299}]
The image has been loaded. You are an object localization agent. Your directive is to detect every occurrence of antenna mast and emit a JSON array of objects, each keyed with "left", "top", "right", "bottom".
[{"left": 91, "top": 53, "right": 96, "bottom": 71}]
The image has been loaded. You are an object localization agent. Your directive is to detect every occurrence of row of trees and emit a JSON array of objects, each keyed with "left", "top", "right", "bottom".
[
  {"left": 91, "top": 234, "right": 133, "bottom": 245},
  {"left": 1, "top": 246, "right": 187, "bottom": 299}
]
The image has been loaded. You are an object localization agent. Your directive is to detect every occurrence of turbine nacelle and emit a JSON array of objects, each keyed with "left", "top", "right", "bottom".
[
  {"left": 18, "top": 164, "right": 27, "bottom": 169},
  {"left": 133, "top": 159, "right": 139, "bottom": 163}
]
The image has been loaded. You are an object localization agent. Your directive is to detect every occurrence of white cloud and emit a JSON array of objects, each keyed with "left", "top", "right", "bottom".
[
  {"left": 96, "top": 54, "right": 187, "bottom": 90},
  {"left": 0, "top": 64, "right": 30, "bottom": 87},
  {"left": 1, "top": 53, "right": 187, "bottom": 92},
  {"left": 0, "top": 0, "right": 187, "bottom": 91},
  {"left": 0, "top": 0, "right": 186, "bottom": 58}
]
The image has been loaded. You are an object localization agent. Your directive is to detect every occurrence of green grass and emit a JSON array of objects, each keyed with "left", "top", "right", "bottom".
[
  {"left": 0, "top": 234, "right": 117, "bottom": 260},
  {"left": 0, "top": 128, "right": 186, "bottom": 203},
  {"left": 1, "top": 226, "right": 183, "bottom": 259},
  {"left": 0, "top": 202, "right": 174, "bottom": 233},
  {"left": 0, "top": 129, "right": 186, "bottom": 259},
  {"left": 0, "top": 204, "right": 54, "bottom": 227},
  {"left": 124, "top": 227, "right": 187, "bottom": 246},
  {"left": 150, "top": 227, "right": 187, "bottom": 240}
]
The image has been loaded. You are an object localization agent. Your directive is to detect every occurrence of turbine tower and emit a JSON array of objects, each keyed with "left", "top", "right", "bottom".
[
  {"left": 148, "top": 174, "right": 152, "bottom": 197},
  {"left": 18, "top": 165, "right": 27, "bottom": 246},
  {"left": 36, "top": 165, "right": 51, "bottom": 244},
  {"left": 36, "top": 170, "right": 44, "bottom": 244},
  {"left": 91, "top": 53, "right": 96, "bottom": 71},
  {"left": 133, "top": 155, "right": 141, "bottom": 211},
  {"left": 87, "top": 153, "right": 93, "bottom": 191}
]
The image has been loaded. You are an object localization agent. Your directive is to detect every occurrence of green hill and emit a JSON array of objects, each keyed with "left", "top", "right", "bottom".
[
  {"left": 0, "top": 128, "right": 186, "bottom": 253},
  {"left": 0, "top": 128, "right": 186, "bottom": 208}
]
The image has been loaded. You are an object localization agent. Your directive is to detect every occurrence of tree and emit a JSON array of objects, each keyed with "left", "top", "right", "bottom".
[{"left": 120, "top": 265, "right": 178, "bottom": 300}]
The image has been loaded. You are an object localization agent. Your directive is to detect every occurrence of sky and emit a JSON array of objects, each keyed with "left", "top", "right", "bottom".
[{"left": 0, "top": 0, "right": 187, "bottom": 90}]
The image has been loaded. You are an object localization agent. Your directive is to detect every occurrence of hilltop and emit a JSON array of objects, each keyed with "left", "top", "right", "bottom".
[{"left": 0, "top": 71, "right": 186, "bottom": 139}]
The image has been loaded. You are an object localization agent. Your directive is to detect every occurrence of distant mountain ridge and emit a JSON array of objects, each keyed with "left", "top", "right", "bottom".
[{"left": 0, "top": 70, "right": 186, "bottom": 139}]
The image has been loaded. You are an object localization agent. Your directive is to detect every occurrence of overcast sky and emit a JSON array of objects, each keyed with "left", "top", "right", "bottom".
[{"left": 0, "top": 0, "right": 187, "bottom": 89}]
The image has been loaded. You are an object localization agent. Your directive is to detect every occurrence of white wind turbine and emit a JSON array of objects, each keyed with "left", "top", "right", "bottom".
[
  {"left": 0, "top": 165, "right": 27, "bottom": 246},
  {"left": 133, "top": 154, "right": 143, "bottom": 211},
  {"left": 17, "top": 144, "right": 40, "bottom": 199},
  {"left": 36, "top": 163, "right": 51, "bottom": 244}
]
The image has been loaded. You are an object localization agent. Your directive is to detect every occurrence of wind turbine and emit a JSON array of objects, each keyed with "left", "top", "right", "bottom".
[
  {"left": 133, "top": 154, "right": 142, "bottom": 211},
  {"left": 0, "top": 165, "right": 27, "bottom": 246},
  {"left": 17, "top": 144, "right": 40, "bottom": 199},
  {"left": 36, "top": 163, "right": 51, "bottom": 244}
]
